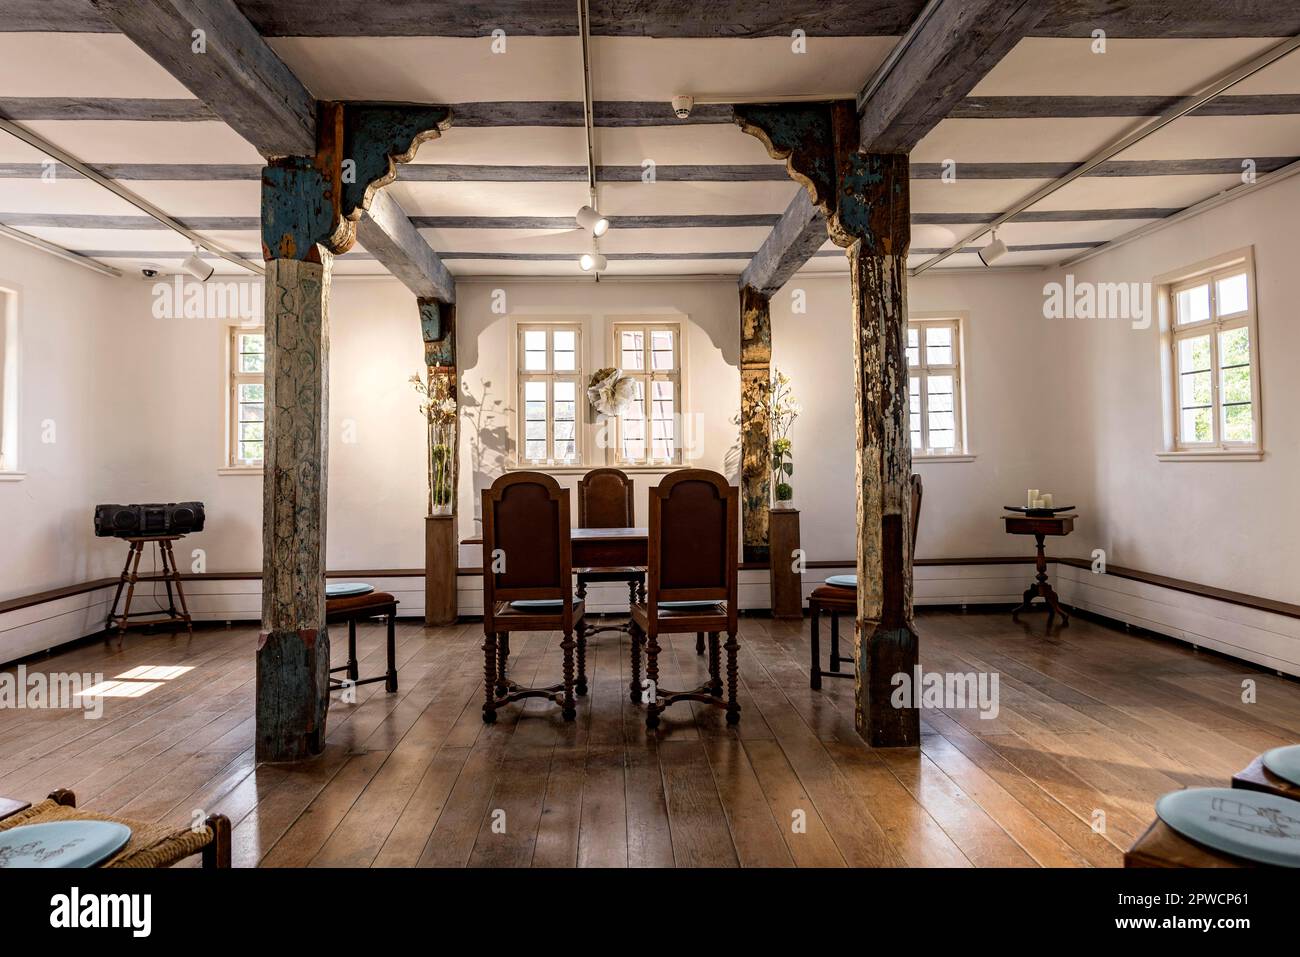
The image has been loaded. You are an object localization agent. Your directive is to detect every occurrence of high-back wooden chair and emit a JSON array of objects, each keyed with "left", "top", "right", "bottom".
[
  {"left": 575, "top": 468, "right": 644, "bottom": 658},
  {"left": 481, "top": 471, "right": 584, "bottom": 722},
  {"left": 629, "top": 469, "right": 740, "bottom": 728},
  {"left": 807, "top": 472, "right": 923, "bottom": 689}
]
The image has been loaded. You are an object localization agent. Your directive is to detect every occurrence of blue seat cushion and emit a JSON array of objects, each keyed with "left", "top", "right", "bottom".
[
  {"left": 658, "top": 600, "right": 723, "bottom": 610},
  {"left": 508, "top": 599, "right": 566, "bottom": 610},
  {"left": 825, "top": 574, "right": 857, "bottom": 589},
  {"left": 326, "top": 581, "right": 374, "bottom": 598}
]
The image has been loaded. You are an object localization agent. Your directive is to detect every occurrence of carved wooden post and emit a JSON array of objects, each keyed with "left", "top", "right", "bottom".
[
  {"left": 826, "top": 146, "right": 916, "bottom": 749},
  {"left": 739, "top": 285, "right": 771, "bottom": 563},
  {"left": 421, "top": 297, "right": 458, "bottom": 625},
  {"left": 257, "top": 101, "right": 450, "bottom": 761},
  {"left": 734, "top": 101, "right": 917, "bottom": 748}
]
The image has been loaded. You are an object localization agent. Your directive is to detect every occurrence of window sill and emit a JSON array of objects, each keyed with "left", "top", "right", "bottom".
[
  {"left": 914, "top": 454, "right": 976, "bottom": 463},
  {"left": 218, "top": 466, "right": 263, "bottom": 476},
  {"left": 507, "top": 463, "right": 689, "bottom": 475},
  {"left": 1156, "top": 450, "right": 1263, "bottom": 462},
  {"left": 0, "top": 471, "right": 26, "bottom": 482}
]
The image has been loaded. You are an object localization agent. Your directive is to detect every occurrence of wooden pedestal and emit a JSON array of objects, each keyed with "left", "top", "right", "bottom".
[
  {"left": 425, "top": 514, "right": 457, "bottom": 626},
  {"left": 768, "top": 508, "right": 803, "bottom": 619}
]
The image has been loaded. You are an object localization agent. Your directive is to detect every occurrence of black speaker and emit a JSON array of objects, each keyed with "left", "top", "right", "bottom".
[{"left": 94, "top": 502, "right": 205, "bottom": 538}]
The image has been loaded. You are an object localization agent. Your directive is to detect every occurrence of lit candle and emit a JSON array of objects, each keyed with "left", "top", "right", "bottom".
[
  {"left": 1027, "top": 489, "right": 1039, "bottom": 508},
  {"left": 1040, "top": 493, "right": 1053, "bottom": 508}
]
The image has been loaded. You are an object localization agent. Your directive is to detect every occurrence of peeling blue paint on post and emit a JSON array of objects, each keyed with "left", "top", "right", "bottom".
[
  {"left": 261, "top": 160, "right": 340, "bottom": 261},
  {"left": 732, "top": 103, "right": 836, "bottom": 208}
]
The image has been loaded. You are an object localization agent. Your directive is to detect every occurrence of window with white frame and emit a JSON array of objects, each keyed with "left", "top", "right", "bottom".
[
  {"left": 906, "top": 318, "right": 965, "bottom": 456},
  {"left": 612, "top": 321, "right": 682, "bottom": 465},
  {"left": 1168, "top": 254, "right": 1260, "bottom": 451},
  {"left": 228, "top": 327, "right": 265, "bottom": 467},
  {"left": 516, "top": 322, "right": 583, "bottom": 465}
]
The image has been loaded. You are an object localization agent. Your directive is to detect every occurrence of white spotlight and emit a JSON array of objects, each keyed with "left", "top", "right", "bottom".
[
  {"left": 579, "top": 252, "right": 608, "bottom": 272},
  {"left": 181, "top": 246, "right": 214, "bottom": 281},
  {"left": 978, "top": 233, "right": 1008, "bottom": 266},
  {"left": 576, "top": 205, "right": 609, "bottom": 236}
]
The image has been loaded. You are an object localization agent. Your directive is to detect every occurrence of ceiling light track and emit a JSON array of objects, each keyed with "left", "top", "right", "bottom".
[
  {"left": 912, "top": 32, "right": 1300, "bottom": 276},
  {"left": 0, "top": 222, "right": 121, "bottom": 278},
  {"left": 0, "top": 117, "right": 262, "bottom": 277}
]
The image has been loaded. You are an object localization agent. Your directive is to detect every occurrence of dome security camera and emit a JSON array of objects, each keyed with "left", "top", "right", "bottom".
[
  {"left": 671, "top": 95, "right": 693, "bottom": 120},
  {"left": 140, "top": 264, "right": 161, "bottom": 279}
]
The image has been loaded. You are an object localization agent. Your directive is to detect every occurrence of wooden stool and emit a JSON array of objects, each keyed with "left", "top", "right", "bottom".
[
  {"left": 808, "top": 585, "right": 856, "bottom": 689},
  {"left": 1125, "top": 818, "right": 1252, "bottom": 868},
  {"left": 326, "top": 592, "right": 399, "bottom": 693},
  {"left": 0, "top": 789, "right": 230, "bottom": 868},
  {"left": 1232, "top": 754, "right": 1300, "bottom": 801},
  {"left": 105, "top": 535, "right": 193, "bottom": 639}
]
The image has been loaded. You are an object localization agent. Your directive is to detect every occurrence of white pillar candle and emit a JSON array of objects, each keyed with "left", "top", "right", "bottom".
[
  {"left": 1040, "top": 493, "right": 1053, "bottom": 508},
  {"left": 1027, "top": 489, "right": 1039, "bottom": 507},
  {"left": 1033, "top": 497, "right": 1046, "bottom": 509}
]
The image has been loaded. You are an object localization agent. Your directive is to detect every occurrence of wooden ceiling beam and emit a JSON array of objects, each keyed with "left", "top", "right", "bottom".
[
  {"left": 857, "top": 0, "right": 1050, "bottom": 152},
  {"left": 8, "top": 0, "right": 1298, "bottom": 38},
  {"left": 89, "top": 0, "right": 453, "bottom": 301}
]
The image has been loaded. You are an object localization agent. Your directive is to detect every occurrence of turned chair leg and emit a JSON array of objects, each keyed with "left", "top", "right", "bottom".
[
  {"left": 576, "top": 631, "right": 588, "bottom": 696},
  {"left": 561, "top": 630, "right": 577, "bottom": 721},
  {"left": 495, "top": 632, "right": 510, "bottom": 696},
  {"left": 695, "top": 631, "right": 705, "bottom": 655},
  {"left": 708, "top": 632, "right": 722, "bottom": 697},
  {"left": 629, "top": 621, "right": 643, "bottom": 703},
  {"left": 645, "top": 631, "right": 662, "bottom": 729},
  {"left": 482, "top": 632, "right": 498, "bottom": 723},
  {"left": 829, "top": 612, "right": 841, "bottom": 673},
  {"left": 724, "top": 630, "right": 741, "bottom": 725}
]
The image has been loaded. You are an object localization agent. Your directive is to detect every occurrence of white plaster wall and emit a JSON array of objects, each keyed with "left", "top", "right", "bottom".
[
  {"left": 0, "top": 240, "right": 131, "bottom": 600},
  {"left": 771, "top": 269, "right": 1094, "bottom": 563},
  {"left": 452, "top": 279, "right": 742, "bottom": 542},
  {"left": 1054, "top": 174, "right": 1300, "bottom": 603}
]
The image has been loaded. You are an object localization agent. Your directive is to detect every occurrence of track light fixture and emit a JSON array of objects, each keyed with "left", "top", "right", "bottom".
[
  {"left": 181, "top": 246, "right": 214, "bottom": 281},
  {"left": 579, "top": 251, "right": 608, "bottom": 272},
  {"left": 576, "top": 205, "right": 609, "bottom": 236},
  {"left": 978, "top": 232, "right": 1008, "bottom": 266}
]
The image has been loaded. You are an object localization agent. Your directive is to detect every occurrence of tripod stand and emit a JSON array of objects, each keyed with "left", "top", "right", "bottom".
[{"left": 105, "top": 535, "right": 194, "bottom": 640}]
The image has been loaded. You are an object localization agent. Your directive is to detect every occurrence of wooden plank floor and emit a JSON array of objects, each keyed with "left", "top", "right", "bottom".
[{"left": 2, "top": 608, "right": 1296, "bottom": 867}]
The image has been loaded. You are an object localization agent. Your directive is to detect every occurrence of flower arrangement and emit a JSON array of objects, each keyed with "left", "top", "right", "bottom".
[
  {"left": 586, "top": 367, "right": 638, "bottom": 416},
  {"left": 769, "top": 368, "right": 800, "bottom": 507},
  {"left": 411, "top": 372, "right": 458, "bottom": 515}
]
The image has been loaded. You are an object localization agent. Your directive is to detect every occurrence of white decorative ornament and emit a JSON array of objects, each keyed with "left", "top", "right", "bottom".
[{"left": 587, "top": 368, "right": 637, "bottom": 416}]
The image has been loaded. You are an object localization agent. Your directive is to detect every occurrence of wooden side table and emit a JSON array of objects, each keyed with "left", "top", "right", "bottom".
[{"left": 1002, "top": 513, "right": 1074, "bottom": 627}]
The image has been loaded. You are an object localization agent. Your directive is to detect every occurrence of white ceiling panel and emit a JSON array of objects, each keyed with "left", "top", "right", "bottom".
[
  {"left": 387, "top": 179, "right": 798, "bottom": 217},
  {"left": 1039, "top": 173, "right": 1243, "bottom": 210},
  {"left": 268, "top": 36, "right": 889, "bottom": 102},
  {"left": 975, "top": 38, "right": 1300, "bottom": 97},
  {"left": 11, "top": 121, "right": 262, "bottom": 164},
  {"left": 1117, "top": 115, "right": 1300, "bottom": 159},
  {"left": 913, "top": 118, "right": 1141, "bottom": 164},
  {"left": 0, "top": 34, "right": 195, "bottom": 98},
  {"left": 0, "top": 178, "right": 143, "bottom": 216}
]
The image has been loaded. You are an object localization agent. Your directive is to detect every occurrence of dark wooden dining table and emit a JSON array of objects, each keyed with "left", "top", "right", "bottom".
[{"left": 467, "top": 527, "right": 648, "bottom": 571}]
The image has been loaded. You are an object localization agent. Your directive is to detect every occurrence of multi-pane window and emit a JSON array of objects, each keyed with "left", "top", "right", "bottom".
[
  {"left": 517, "top": 323, "right": 583, "bottom": 465},
  {"left": 613, "top": 322, "right": 681, "bottom": 464},
  {"left": 906, "top": 319, "right": 965, "bottom": 456},
  {"left": 1170, "top": 258, "right": 1259, "bottom": 450},
  {"left": 228, "top": 328, "right": 265, "bottom": 467}
]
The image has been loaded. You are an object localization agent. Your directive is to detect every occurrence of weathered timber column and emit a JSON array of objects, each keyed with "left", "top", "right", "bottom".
[
  {"left": 258, "top": 253, "right": 332, "bottom": 761},
  {"left": 825, "top": 136, "right": 916, "bottom": 749},
  {"left": 421, "top": 297, "right": 458, "bottom": 625},
  {"left": 734, "top": 100, "right": 917, "bottom": 747},
  {"left": 739, "top": 285, "right": 772, "bottom": 563},
  {"left": 257, "top": 101, "right": 451, "bottom": 761}
]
